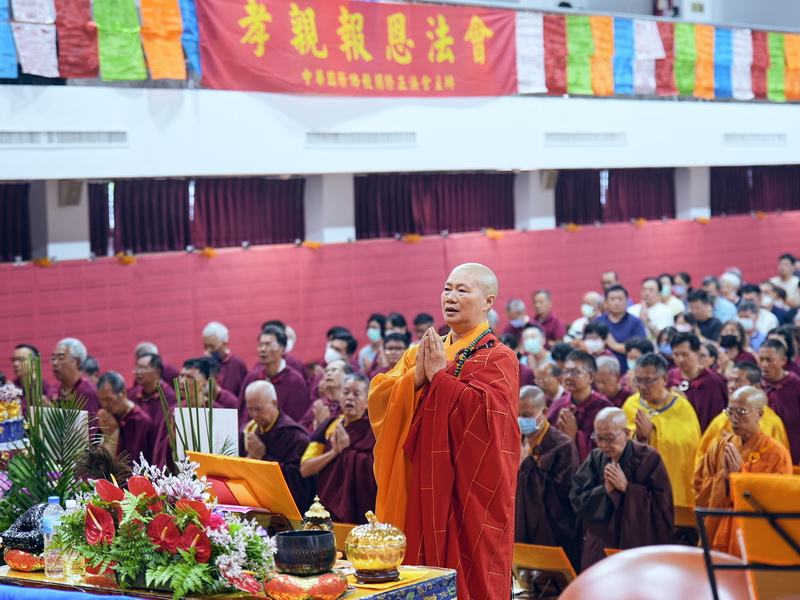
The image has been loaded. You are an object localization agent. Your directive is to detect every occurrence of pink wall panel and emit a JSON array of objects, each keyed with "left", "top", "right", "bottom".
[{"left": 2, "top": 213, "right": 798, "bottom": 387}]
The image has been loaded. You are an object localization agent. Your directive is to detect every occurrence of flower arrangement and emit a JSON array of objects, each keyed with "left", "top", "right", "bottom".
[
  {"left": 116, "top": 251, "right": 137, "bottom": 266},
  {"left": 32, "top": 257, "right": 54, "bottom": 268},
  {"left": 56, "top": 457, "right": 276, "bottom": 600},
  {"left": 198, "top": 247, "right": 217, "bottom": 259},
  {"left": 564, "top": 222, "right": 582, "bottom": 232},
  {"left": 483, "top": 228, "right": 504, "bottom": 239}
]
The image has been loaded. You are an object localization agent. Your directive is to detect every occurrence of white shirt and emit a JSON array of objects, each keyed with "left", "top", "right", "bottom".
[
  {"left": 770, "top": 275, "right": 800, "bottom": 306},
  {"left": 756, "top": 308, "right": 779, "bottom": 335},
  {"left": 628, "top": 302, "right": 675, "bottom": 335}
]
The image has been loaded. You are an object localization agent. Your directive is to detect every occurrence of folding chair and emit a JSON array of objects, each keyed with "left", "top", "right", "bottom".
[{"left": 512, "top": 543, "right": 577, "bottom": 598}]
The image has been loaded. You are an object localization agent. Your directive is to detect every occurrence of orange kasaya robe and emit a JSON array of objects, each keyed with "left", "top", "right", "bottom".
[
  {"left": 369, "top": 322, "right": 520, "bottom": 600},
  {"left": 693, "top": 428, "right": 793, "bottom": 556}
]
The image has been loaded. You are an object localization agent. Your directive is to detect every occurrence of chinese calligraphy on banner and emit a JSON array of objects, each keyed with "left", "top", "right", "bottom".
[{"left": 196, "top": 0, "right": 517, "bottom": 96}]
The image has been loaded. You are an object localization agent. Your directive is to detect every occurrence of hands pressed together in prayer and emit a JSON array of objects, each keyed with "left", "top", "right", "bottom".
[
  {"left": 375, "top": 348, "right": 389, "bottom": 369},
  {"left": 634, "top": 409, "right": 654, "bottom": 443},
  {"left": 246, "top": 432, "right": 266, "bottom": 460},
  {"left": 330, "top": 422, "right": 351, "bottom": 456},
  {"left": 414, "top": 328, "right": 447, "bottom": 389},
  {"left": 556, "top": 409, "right": 578, "bottom": 440},
  {"left": 604, "top": 462, "right": 628, "bottom": 493},
  {"left": 312, "top": 399, "right": 331, "bottom": 428},
  {"left": 520, "top": 437, "right": 531, "bottom": 468},
  {"left": 97, "top": 409, "right": 119, "bottom": 437},
  {"left": 722, "top": 442, "right": 743, "bottom": 477}
]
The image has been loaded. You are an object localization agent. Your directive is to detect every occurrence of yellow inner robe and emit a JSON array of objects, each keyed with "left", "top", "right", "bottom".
[
  {"left": 622, "top": 392, "right": 701, "bottom": 508},
  {"left": 695, "top": 406, "right": 790, "bottom": 467}
]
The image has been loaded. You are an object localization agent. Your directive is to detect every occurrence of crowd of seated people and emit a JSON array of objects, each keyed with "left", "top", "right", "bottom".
[{"left": 7, "top": 254, "right": 800, "bottom": 550}]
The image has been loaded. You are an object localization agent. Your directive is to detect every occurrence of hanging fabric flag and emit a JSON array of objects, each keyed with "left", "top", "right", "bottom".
[
  {"left": 140, "top": 0, "right": 185, "bottom": 79},
  {"left": 694, "top": 24, "right": 714, "bottom": 99},
  {"left": 766, "top": 32, "right": 785, "bottom": 102},
  {"left": 613, "top": 17, "right": 633, "bottom": 94},
  {"left": 751, "top": 30, "right": 769, "bottom": 100},
  {"left": 713, "top": 27, "right": 732, "bottom": 99},
  {"left": 589, "top": 15, "right": 613, "bottom": 96},
  {"left": 0, "top": 0, "right": 18, "bottom": 77},
  {"left": 93, "top": 0, "right": 147, "bottom": 80},
  {"left": 53, "top": 0, "right": 97, "bottom": 78},
  {"left": 516, "top": 12, "right": 546, "bottom": 94},
  {"left": 655, "top": 21, "right": 677, "bottom": 95},
  {"left": 176, "top": 0, "right": 200, "bottom": 76},
  {"left": 9, "top": 0, "right": 52, "bottom": 22},
  {"left": 566, "top": 15, "right": 594, "bottom": 95},
  {"left": 633, "top": 19, "right": 664, "bottom": 95},
  {"left": 674, "top": 22, "right": 696, "bottom": 96},
  {"left": 11, "top": 23, "right": 58, "bottom": 76},
  {"left": 731, "top": 28, "right": 753, "bottom": 100},
  {"left": 784, "top": 33, "right": 800, "bottom": 101},
  {"left": 543, "top": 14, "right": 567, "bottom": 95}
]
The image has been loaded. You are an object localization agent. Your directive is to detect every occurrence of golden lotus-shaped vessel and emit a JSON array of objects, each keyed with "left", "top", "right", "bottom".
[{"left": 344, "top": 511, "right": 406, "bottom": 584}]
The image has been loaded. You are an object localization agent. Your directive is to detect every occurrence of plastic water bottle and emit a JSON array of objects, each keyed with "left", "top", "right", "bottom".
[
  {"left": 62, "top": 500, "right": 85, "bottom": 584},
  {"left": 42, "top": 496, "right": 65, "bottom": 579}
]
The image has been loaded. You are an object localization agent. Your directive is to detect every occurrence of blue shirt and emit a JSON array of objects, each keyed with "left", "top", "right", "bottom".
[
  {"left": 713, "top": 297, "right": 738, "bottom": 323},
  {"left": 594, "top": 312, "right": 647, "bottom": 373},
  {"left": 749, "top": 330, "right": 766, "bottom": 352}
]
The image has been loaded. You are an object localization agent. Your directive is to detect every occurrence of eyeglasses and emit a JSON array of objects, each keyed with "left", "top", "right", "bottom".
[
  {"left": 50, "top": 353, "right": 70, "bottom": 363},
  {"left": 258, "top": 342, "right": 280, "bottom": 349},
  {"left": 323, "top": 367, "right": 342, "bottom": 375},
  {"left": 384, "top": 346, "right": 405, "bottom": 353},
  {"left": 723, "top": 407, "right": 759, "bottom": 419},
  {"left": 563, "top": 369, "right": 589, "bottom": 377},
  {"left": 534, "top": 377, "right": 554, "bottom": 385},
  {"left": 590, "top": 430, "right": 625, "bottom": 444},
  {"left": 632, "top": 376, "right": 662, "bottom": 387}
]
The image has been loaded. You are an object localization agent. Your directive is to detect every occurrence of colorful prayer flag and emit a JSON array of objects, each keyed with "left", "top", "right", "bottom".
[
  {"left": 713, "top": 27, "right": 732, "bottom": 99},
  {"left": 674, "top": 22, "right": 696, "bottom": 96},
  {"left": 655, "top": 21, "right": 677, "bottom": 95},
  {"left": 589, "top": 15, "right": 613, "bottom": 96},
  {"left": 766, "top": 32, "right": 785, "bottom": 102},
  {"left": 694, "top": 23, "right": 714, "bottom": 99},
  {"left": 11, "top": 22, "right": 58, "bottom": 77},
  {"left": 634, "top": 19, "right": 664, "bottom": 95},
  {"left": 177, "top": 0, "right": 201, "bottom": 76},
  {"left": 543, "top": 14, "right": 567, "bottom": 95},
  {"left": 516, "top": 11, "right": 546, "bottom": 94},
  {"left": 566, "top": 15, "right": 594, "bottom": 94},
  {"left": 140, "top": 0, "right": 186, "bottom": 79},
  {"left": 784, "top": 33, "right": 800, "bottom": 101},
  {"left": 751, "top": 30, "right": 769, "bottom": 100},
  {"left": 613, "top": 17, "right": 633, "bottom": 94},
  {"left": 93, "top": 0, "right": 147, "bottom": 80},
  {"left": 731, "top": 28, "right": 753, "bottom": 100},
  {"left": 9, "top": 0, "right": 52, "bottom": 23}
]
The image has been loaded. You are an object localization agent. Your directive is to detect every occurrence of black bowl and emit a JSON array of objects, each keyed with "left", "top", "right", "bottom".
[{"left": 274, "top": 530, "right": 337, "bottom": 576}]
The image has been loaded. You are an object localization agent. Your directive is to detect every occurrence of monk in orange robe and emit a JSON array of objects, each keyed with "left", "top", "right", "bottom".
[
  {"left": 369, "top": 263, "right": 520, "bottom": 600},
  {"left": 693, "top": 386, "right": 793, "bottom": 556}
]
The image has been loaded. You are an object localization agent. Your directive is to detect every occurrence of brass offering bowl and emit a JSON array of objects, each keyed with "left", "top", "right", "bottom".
[
  {"left": 345, "top": 511, "right": 406, "bottom": 584},
  {"left": 274, "top": 530, "right": 337, "bottom": 577}
]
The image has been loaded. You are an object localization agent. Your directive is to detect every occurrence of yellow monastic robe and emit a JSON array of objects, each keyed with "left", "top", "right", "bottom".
[
  {"left": 693, "top": 429, "right": 793, "bottom": 556},
  {"left": 368, "top": 321, "right": 490, "bottom": 530},
  {"left": 622, "top": 392, "right": 701, "bottom": 507},
  {"left": 695, "top": 406, "right": 790, "bottom": 467}
]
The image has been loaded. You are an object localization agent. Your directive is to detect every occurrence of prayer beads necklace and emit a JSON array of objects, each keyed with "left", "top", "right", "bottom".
[{"left": 452, "top": 329, "right": 492, "bottom": 378}]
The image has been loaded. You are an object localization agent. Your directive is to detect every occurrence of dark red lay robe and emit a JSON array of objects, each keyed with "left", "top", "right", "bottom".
[
  {"left": 129, "top": 381, "right": 177, "bottom": 426},
  {"left": 548, "top": 391, "right": 613, "bottom": 462},
  {"left": 519, "top": 363, "right": 535, "bottom": 388},
  {"left": 667, "top": 367, "right": 728, "bottom": 432},
  {"left": 403, "top": 333, "right": 520, "bottom": 600},
  {"left": 218, "top": 352, "right": 249, "bottom": 397},
  {"left": 239, "top": 412, "right": 313, "bottom": 511},
  {"left": 570, "top": 441, "right": 674, "bottom": 571},
  {"left": 214, "top": 388, "right": 239, "bottom": 410},
  {"left": 298, "top": 396, "right": 342, "bottom": 434},
  {"left": 116, "top": 405, "right": 155, "bottom": 466},
  {"left": 312, "top": 415, "right": 377, "bottom": 524},
  {"left": 239, "top": 364, "right": 310, "bottom": 427},
  {"left": 607, "top": 384, "right": 634, "bottom": 408},
  {"left": 515, "top": 423, "right": 582, "bottom": 569},
  {"left": 51, "top": 376, "right": 100, "bottom": 418},
  {"left": 764, "top": 371, "right": 800, "bottom": 463},
  {"left": 13, "top": 377, "right": 53, "bottom": 413},
  {"left": 785, "top": 360, "right": 800, "bottom": 378}
]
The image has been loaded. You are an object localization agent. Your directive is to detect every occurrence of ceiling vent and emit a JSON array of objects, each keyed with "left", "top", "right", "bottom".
[
  {"left": 724, "top": 133, "right": 786, "bottom": 147},
  {"left": 306, "top": 132, "right": 416, "bottom": 148},
  {"left": 0, "top": 131, "right": 128, "bottom": 149},
  {"left": 545, "top": 132, "right": 627, "bottom": 147}
]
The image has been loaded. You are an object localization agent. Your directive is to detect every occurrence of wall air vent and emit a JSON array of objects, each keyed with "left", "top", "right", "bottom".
[
  {"left": 306, "top": 132, "right": 416, "bottom": 148},
  {"left": 724, "top": 133, "right": 786, "bottom": 147},
  {"left": 544, "top": 132, "right": 627, "bottom": 147},
  {"left": 0, "top": 131, "right": 128, "bottom": 149}
]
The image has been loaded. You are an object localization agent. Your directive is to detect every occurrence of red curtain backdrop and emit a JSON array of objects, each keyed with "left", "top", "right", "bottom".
[
  {"left": 710, "top": 167, "right": 751, "bottom": 216},
  {"left": 751, "top": 165, "right": 800, "bottom": 212},
  {"left": 191, "top": 178, "right": 305, "bottom": 248},
  {"left": 355, "top": 173, "right": 515, "bottom": 239},
  {"left": 0, "top": 183, "right": 31, "bottom": 262},
  {"left": 555, "top": 169, "right": 601, "bottom": 225},
  {"left": 88, "top": 182, "right": 110, "bottom": 257},
  {"left": 604, "top": 168, "right": 676, "bottom": 222},
  {"left": 113, "top": 179, "right": 191, "bottom": 254}
]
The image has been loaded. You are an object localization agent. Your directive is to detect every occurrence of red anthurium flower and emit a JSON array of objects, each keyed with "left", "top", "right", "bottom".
[
  {"left": 179, "top": 524, "right": 211, "bottom": 563},
  {"left": 128, "top": 475, "right": 163, "bottom": 512},
  {"left": 176, "top": 499, "right": 211, "bottom": 525},
  {"left": 147, "top": 514, "right": 180, "bottom": 553},
  {"left": 95, "top": 479, "right": 125, "bottom": 503},
  {"left": 85, "top": 504, "right": 115, "bottom": 546}
]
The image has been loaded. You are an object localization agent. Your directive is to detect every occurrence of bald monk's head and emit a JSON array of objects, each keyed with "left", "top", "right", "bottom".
[
  {"left": 519, "top": 385, "right": 548, "bottom": 437},
  {"left": 593, "top": 407, "right": 631, "bottom": 462},
  {"left": 442, "top": 263, "right": 498, "bottom": 338},
  {"left": 727, "top": 385, "right": 766, "bottom": 442},
  {"left": 245, "top": 380, "right": 279, "bottom": 428}
]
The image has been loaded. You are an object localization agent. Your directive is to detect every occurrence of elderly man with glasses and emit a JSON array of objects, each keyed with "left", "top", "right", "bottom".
[
  {"left": 693, "top": 386, "right": 792, "bottom": 557},
  {"left": 49, "top": 337, "right": 100, "bottom": 417},
  {"left": 570, "top": 407, "right": 674, "bottom": 571},
  {"left": 621, "top": 353, "right": 701, "bottom": 510}
]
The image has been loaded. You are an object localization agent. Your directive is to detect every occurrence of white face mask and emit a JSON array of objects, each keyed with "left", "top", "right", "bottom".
[
  {"left": 675, "top": 324, "right": 693, "bottom": 333},
  {"left": 761, "top": 296, "right": 774, "bottom": 308},
  {"left": 738, "top": 318, "right": 755, "bottom": 332},
  {"left": 584, "top": 338, "right": 604, "bottom": 354},
  {"left": 581, "top": 304, "right": 595, "bottom": 318},
  {"left": 324, "top": 345, "right": 344, "bottom": 365}
]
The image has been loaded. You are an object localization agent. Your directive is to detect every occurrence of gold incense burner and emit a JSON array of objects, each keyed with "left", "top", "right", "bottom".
[
  {"left": 344, "top": 511, "right": 406, "bottom": 584},
  {"left": 301, "top": 496, "right": 333, "bottom": 532}
]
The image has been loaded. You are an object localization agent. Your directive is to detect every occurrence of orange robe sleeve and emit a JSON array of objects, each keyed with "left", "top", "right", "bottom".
[{"left": 402, "top": 337, "right": 520, "bottom": 600}]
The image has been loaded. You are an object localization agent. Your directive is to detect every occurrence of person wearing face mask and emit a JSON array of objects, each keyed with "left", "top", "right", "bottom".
[
  {"left": 520, "top": 324, "right": 551, "bottom": 371},
  {"left": 358, "top": 314, "right": 387, "bottom": 374},
  {"left": 202, "top": 321, "right": 249, "bottom": 397},
  {"left": 567, "top": 291, "right": 603, "bottom": 341},
  {"left": 515, "top": 385, "right": 582, "bottom": 571},
  {"left": 718, "top": 321, "right": 758, "bottom": 376},
  {"left": 623, "top": 337, "right": 654, "bottom": 395},
  {"left": 582, "top": 322, "right": 614, "bottom": 359},
  {"left": 656, "top": 326, "right": 677, "bottom": 368},
  {"left": 658, "top": 274, "right": 687, "bottom": 317},
  {"left": 686, "top": 291, "right": 723, "bottom": 342},
  {"left": 673, "top": 272, "right": 692, "bottom": 304},
  {"left": 760, "top": 281, "right": 789, "bottom": 324},
  {"left": 701, "top": 276, "right": 738, "bottom": 324},
  {"left": 737, "top": 301, "right": 765, "bottom": 352},
  {"left": 739, "top": 284, "right": 779, "bottom": 335},
  {"left": 503, "top": 298, "right": 531, "bottom": 344}
]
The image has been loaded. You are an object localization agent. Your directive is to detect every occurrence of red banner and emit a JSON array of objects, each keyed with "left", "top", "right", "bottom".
[{"left": 196, "top": 0, "right": 517, "bottom": 96}]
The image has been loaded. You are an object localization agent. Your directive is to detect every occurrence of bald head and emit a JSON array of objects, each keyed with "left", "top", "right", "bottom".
[
  {"left": 520, "top": 385, "right": 547, "bottom": 411},
  {"left": 245, "top": 380, "right": 279, "bottom": 427},
  {"left": 732, "top": 386, "right": 767, "bottom": 410},
  {"left": 449, "top": 263, "right": 498, "bottom": 297},
  {"left": 595, "top": 407, "right": 627, "bottom": 429}
]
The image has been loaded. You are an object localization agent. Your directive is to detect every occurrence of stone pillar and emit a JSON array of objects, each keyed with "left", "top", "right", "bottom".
[
  {"left": 304, "top": 174, "right": 356, "bottom": 244},
  {"left": 514, "top": 170, "right": 557, "bottom": 231},
  {"left": 29, "top": 180, "right": 91, "bottom": 260},
  {"left": 674, "top": 167, "right": 711, "bottom": 220}
]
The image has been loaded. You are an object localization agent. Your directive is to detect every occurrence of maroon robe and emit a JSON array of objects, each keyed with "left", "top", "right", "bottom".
[
  {"left": 516, "top": 423, "right": 582, "bottom": 569},
  {"left": 218, "top": 352, "right": 248, "bottom": 397},
  {"left": 129, "top": 381, "right": 177, "bottom": 426},
  {"left": 50, "top": 376, "right": 100, "bottom": 417},
  {"left": 534, "top": 312, "right": 568, "bottom": 344},
  {"left": 733, "top": 351, "right": 758, "bottom": 366},
  {"left": 667, "top": 367, "right": 728, "bottom": 432},
  {"left": 607, "top": 383, "right": 634, "bottom": 408},
  {"left": 312, "top": 415, "right": 377, "bottom": 524},
  {"left": 519, "top": 363, "right": 535, "bottom": 388},
  {"left": 214, "top": 388, "right": 239, "bottom": 410},
  {"left": 548, "top": 391, "right": 613, "bottom": 462},
  {"left": 162, "top": 363, "right": 181, "bottom": 388},
  {"left": 570, "top": 441, "right": 674, "bottom": 571},
  {"left": 785, "top": 360, "right": 800, "bottom": 377},
  {"left": 502, "top": 322, "right": 526, "bottom": 344},
  {"left": 239, "top": 364, "right": 310, "bottom": 427},
  {"left": 284, "top": 353, "right": 306, "bottom": 377},
  {"left": 298, "top": 396, "right": 342, "bottom": 434},
  {"left": 115, "top": 405, "right": 155, "bottom": 465},
  {"left": 239, "top": 412, "right": 312, "bottom": 511},
  {"left": 763, "top": 371, "right": 800, "bottom": 463}
]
